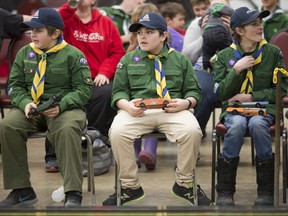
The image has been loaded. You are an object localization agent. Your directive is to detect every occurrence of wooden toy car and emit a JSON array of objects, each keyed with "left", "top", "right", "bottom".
[
  {"left": 134, "top": 98, "right": 171, "bottom": 109},
  {"left": 226, "top": 107, "right": 267, "bottom": 117},
  {"left": 228, "top": 101, "right": 269, "bottom": 108}
]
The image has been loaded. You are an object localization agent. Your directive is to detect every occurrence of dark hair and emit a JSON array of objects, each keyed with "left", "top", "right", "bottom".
[
  {"left": 160, "top": 2, "right": 186, "bottom": 19},
  {"left": 190, "top": 0, "right": 210, "bottom": 6},
  {"left": 46, "top": 26, "right": 63, "bottom": 38}
]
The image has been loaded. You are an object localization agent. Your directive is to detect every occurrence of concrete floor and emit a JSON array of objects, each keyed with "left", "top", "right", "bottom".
[{"left": 0, "top": 109, "right": 288, "bottom": 215}]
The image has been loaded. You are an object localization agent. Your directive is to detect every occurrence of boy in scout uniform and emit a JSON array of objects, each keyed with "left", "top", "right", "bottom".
[
  {"left": 0, "top": 7, "right": 92, "bottom": 207},
  {"left": 213, "top": 7, "right": 287, "bottom": 206},
  {"left": 102, "top": 12, "right": 213, "bottom": 206}
]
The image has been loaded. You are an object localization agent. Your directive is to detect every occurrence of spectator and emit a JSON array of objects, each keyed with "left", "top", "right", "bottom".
[
  {"left": 213, "top": 7, "right": 287, "bottom": 206},
  {"left": 0, "top": 7, "right": 92, "bottom": 207},
  {"left": 160, "top": 2, "right": 186, "bottom": 52},
  {"left": 199, "top": 0, "right": 233, "bottom": 71},
  {"left": 182, "top": 0, "right": 230, "bottom": 138},
  {"left": 43, "top": 0, "right": 126, "bottom": 173},
  {"left": 261, "top": 0, "right": 288, "bottom": 42},
  {"left": 102, "top": 12, "right": 212, "bottom": 206},
  {"left": 184, "top": 0, "right": 210, "bottom": 29},
  {"left": 127, "top": 3, "right": 161, "bottom": 171},
  {"left": 99, "top": 0, "right": 145, "bottom": 50}
]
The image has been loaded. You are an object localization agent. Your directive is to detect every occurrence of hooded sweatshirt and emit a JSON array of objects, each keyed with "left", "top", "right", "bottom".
[{"left": 59, "top": 3, "right": 125, "bottom": 79}]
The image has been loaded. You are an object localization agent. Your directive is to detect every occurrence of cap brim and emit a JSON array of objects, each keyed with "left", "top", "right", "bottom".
[
  {"left": 243, "top": 10, "right": 270, "bottom": 25},
  {"left": 129, "top": 22, "right": 159, "bottom": 32},
  {"left": 19, "top": 21, "right": 47, "bottom": 29}
]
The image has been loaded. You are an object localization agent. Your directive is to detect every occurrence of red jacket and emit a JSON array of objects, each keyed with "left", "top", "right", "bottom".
[{"left": 59, "top": 4, "right": 125, "bottom": 79}]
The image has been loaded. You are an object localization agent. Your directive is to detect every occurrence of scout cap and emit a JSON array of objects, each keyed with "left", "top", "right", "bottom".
[
  {"left": 129, "top": 12, "right": 167, "bottom": 32},
  {"left": 230, "top": 7, "right": 270, "bottom": 31},
  {"left": 20, "top": 7, "right": 64, "bottom": 30}
]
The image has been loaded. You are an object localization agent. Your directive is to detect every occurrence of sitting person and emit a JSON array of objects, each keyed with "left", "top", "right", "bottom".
[
  {"left": 200, "top": 0, "right": 234, "bottom": 71},
  {"left": 213, "top": 7, "right": 287, "bottom": 206},
  {"left": 102, "top": 12, "right": 212, "bottom": 206},
  {"left": 0, "top": 7, "right": 92, "bottom": 207}
]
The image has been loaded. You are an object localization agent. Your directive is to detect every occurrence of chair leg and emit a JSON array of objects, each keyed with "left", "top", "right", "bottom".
[
  {"left": 84, "top": 133, "right": 96, "bottom": 204},
  {"left": 282, "top": 127, "right": 287, "bottom": 203},
  {"left": 115, "top": 162, "right": 121, "bottom": 206},
  {"left": 251, "top": 140, "right": 255, "bottom": 166},
  {"left": 1, "top": 108, "right": 4, "bottom": 119},
  {"left": 211, "top": 129, "right": 217, "bottom": 202},
  {"left": 193, "top": 169, "right": 198, "bottom": 206}
]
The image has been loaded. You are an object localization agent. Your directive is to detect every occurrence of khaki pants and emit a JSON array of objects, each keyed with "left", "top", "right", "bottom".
[
  {"left": 109, "top": 109, "right": 202, "bottom": 189},
  {"left": 0, "top": 108, "right": 86, "bottom": 193}
]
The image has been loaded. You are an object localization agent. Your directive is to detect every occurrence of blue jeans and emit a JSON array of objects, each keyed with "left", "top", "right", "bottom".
[
  {"left": 194, "top": 70, "right": 218, "bottom": 133},
  {"left": 222, "top": 113, "right": 274, "bottom": 160}
]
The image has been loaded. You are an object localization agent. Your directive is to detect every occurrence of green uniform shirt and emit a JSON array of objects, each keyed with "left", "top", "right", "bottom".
[
  {"left": 99, "top": 6, "right": 130, "bottom": 50},
  {"left": 8, "top": 44, "right": 93, "bottom": 112},
  {"left": 112, "top": 45, "right": 201, "bottom": 110},
  {"left": 263, "top": 6, "right": 288, "bottom": 42},
  {"left": 213, "top": 42, "right": 287, "bottom": 120}
]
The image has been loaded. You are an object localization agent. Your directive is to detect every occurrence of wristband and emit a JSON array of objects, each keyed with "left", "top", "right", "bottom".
[{"left": 186, "top": 99, "right": 192, "bottom": 109}]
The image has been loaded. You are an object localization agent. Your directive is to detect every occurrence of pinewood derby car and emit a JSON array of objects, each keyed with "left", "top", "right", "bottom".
[
  {"left": 228, "top": 101, "right": 269, "bottom": 108},
  {"left": 134, "top": 98, "right": 171, "bottom": 109},
  {"left": 226, "top": 107, "right": 267, "bottom": 117}
]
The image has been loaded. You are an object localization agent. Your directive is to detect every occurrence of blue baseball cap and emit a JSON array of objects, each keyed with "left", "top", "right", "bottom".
[
  {"left": 129, "top": 13, "right": 167, "bottom": 32},
  {"left": 20, "top": 7, "right": 64, "bottom": 30},
  {"left": 230, "top": 7, "right": 270, "bottom": 31}
]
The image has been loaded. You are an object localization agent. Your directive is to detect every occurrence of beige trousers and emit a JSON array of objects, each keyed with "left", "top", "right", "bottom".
[{"left": 109, "top": 109, "right": 202, "bottom": 189}]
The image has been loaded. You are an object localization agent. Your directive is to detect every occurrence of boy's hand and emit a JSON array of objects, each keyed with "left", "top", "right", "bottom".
[
  {"left": 228, "top": 94, "right": 253, "bottom": 103},
  {"left": 128, "top": 99, "right": 145, "bottom": 117},
  {"left": 25, "top": 102, "right": 37, "bottom": 118},
  {"left": 164, "top": 99, "right": 188, "bottom": 113},
  {"left": 221, "top": 15, "right": 231, "bottom": 32},
  {"left": 94, "top": 74, "right": 109, "bottom": 87},
  {"left": 233, "top": 56, "right": 255, "bottom": 74},
  {"left": 43, "top": 106, "right": 60, "bottom": 118}
]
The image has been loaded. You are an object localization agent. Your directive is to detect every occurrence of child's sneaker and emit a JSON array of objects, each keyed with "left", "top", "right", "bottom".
[
  {"left": 45, "top": 160, "right": 59, "bottom": 173},
  {"left": 0, "top": 187, "right": 38, "bottom": 207},
  {"left": 102, "top": 186, "right": 145, "bottom": 206},
  {"left": 171, "top": 182, "right": 213, "bottom": 206},
  {"left": 64, "top": 191, "right": 82, "bottom": 207}
]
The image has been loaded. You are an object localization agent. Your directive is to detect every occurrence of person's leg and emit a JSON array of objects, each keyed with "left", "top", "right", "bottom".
[
  {"left": 193, "top": 70, "right": 218, "bottom": 137},
  {"left": 86, "top": 82, "right": 117, "bottom": 137},
  {"left": 44, "top": 138, "right": 59, "bottom": 172},
  {"left": 139, "top": 137, "right": 158, "bottom": 170},
  {"left": 0, "top": 108, "right": 41, "bottom": 207},
  {"left": 134, "top": 138, "right": 142, "bottom": 168},
  {"left": 103, "top": 110, "right": 156, "bottom": 205},
  {"left": 46, "top": 109, "right": 86, "bottom": 207},
  {"left": 216, "top": 114, "right": 247, "bottom": 206},
  {"left": 248, "top": 114, "right": 274, "bottom": 206},
  {"left": 156, "top": 110, "right": 211, "bottom": 205}
]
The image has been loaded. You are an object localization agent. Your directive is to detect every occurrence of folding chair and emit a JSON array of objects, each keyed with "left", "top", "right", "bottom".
[
  {"left": 211, "top": 71, "right": 288, "bottom": 205},
  {"left": 211, "top": 121, "right": 287, "bottom": 203},
  {"left": 28, "top": 128, "right": 96, "bottom": 204},
  {"left": 114, "top": 132, "right": 198, "bottom": 206}
]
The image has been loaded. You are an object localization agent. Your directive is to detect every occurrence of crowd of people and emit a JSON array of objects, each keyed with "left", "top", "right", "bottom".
[{"left": 0, "top": 0, "right": 287, "bottom": 208}]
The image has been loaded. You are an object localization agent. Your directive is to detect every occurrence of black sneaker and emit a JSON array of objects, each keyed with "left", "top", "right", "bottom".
[
  {"left": 102, "top": 187, "right": 145, "bottom": 206},
  {"left": 0, "top": 187, "right": 38, "bottom": 207},
  {"left": 197, "top": 185, "right": 214, "bottom": 206},
  {"left": 172, "top": 183, "right": 214, "bottom": 206},
  {"left": 64, "top": 191, "right": 82, "bottom": 208}
]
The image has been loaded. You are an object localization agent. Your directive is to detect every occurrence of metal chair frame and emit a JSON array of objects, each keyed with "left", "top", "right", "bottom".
[{"left": 114, "top": 132, "right": 198, "bottom": 206}]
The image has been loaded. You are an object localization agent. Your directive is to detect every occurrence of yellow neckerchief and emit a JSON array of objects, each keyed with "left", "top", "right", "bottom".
[
  {"left": 147, "top": 47, "right": 175, "bottom": 99},
  {"left": 30, "top": 37, "right": 68, "bottom": 104},
  {"left": 230, "top": 39, "right": 267, "bottom": 94}
]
